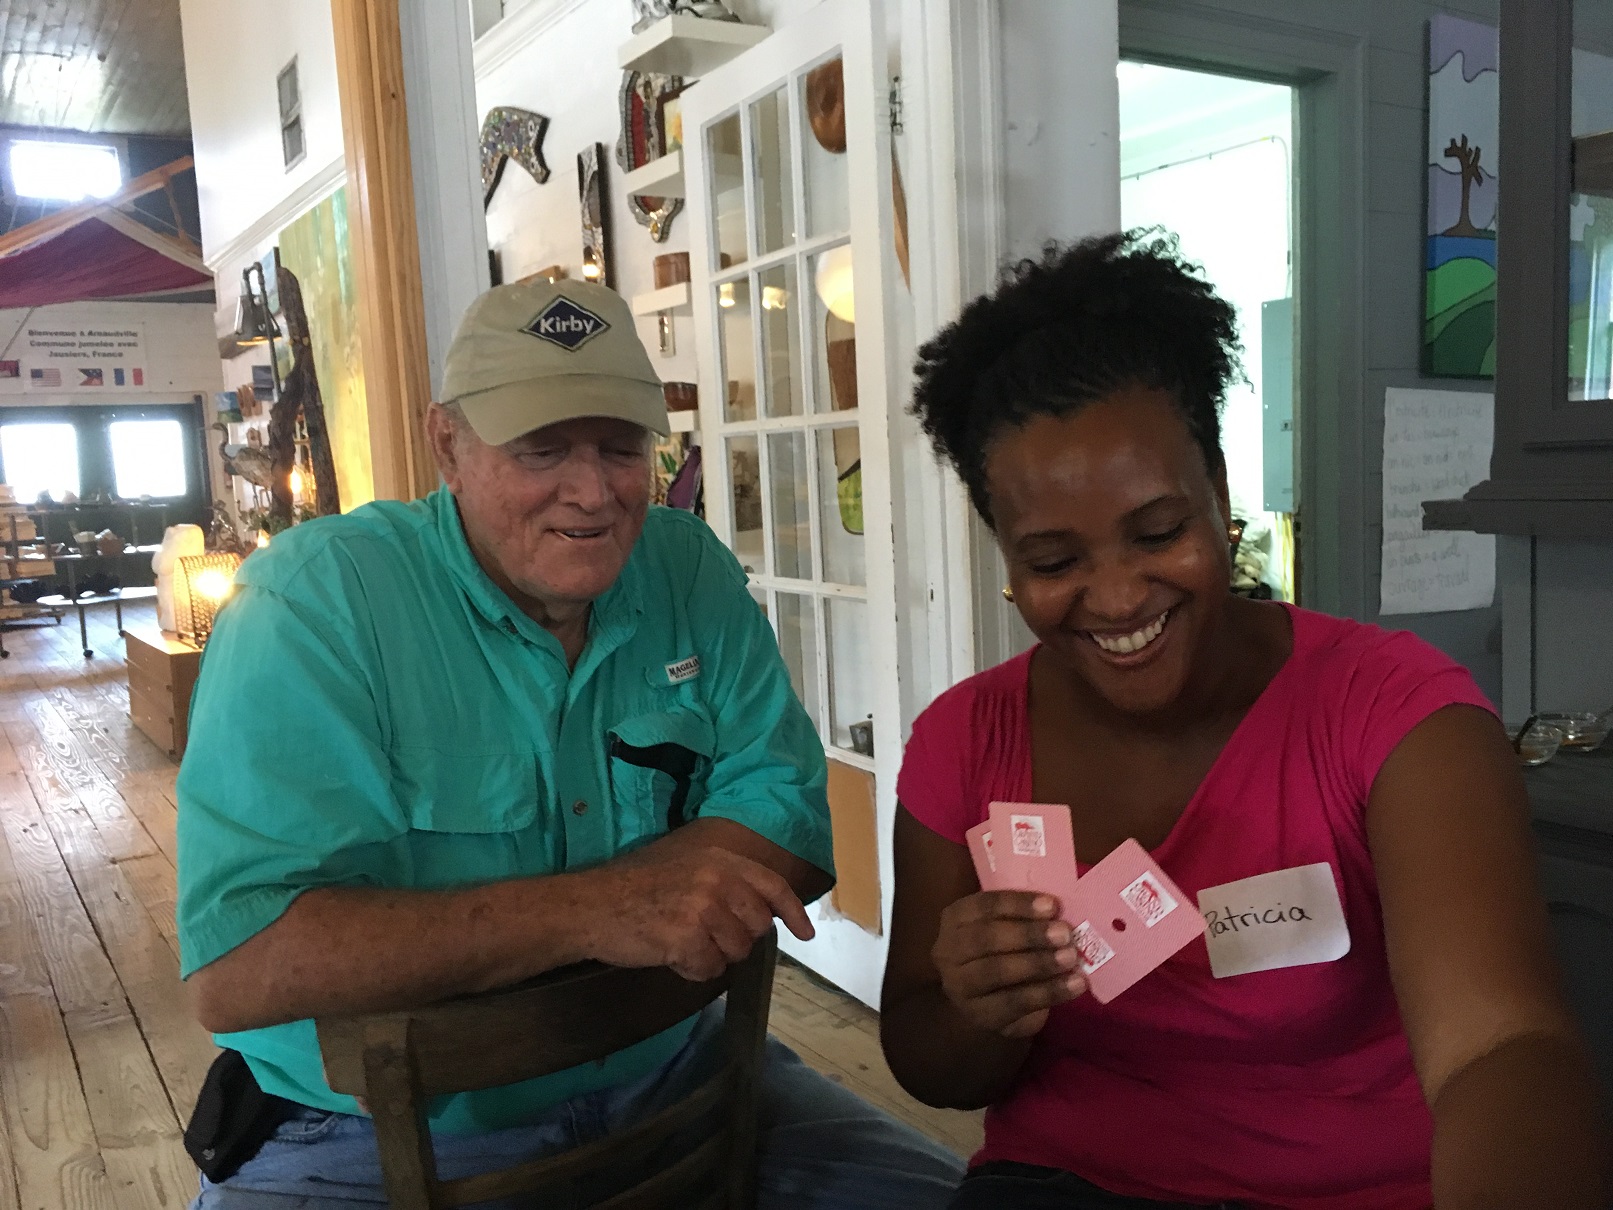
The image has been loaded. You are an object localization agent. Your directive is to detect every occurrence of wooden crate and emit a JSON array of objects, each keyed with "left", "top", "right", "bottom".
[{"left": 124, "top": 626, "right": 202, "bottom": 760}]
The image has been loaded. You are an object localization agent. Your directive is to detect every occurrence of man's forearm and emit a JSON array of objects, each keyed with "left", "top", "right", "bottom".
[
  {"left": 191, "top": 823, "right": 825, "bottom": 1035},
  {"left": 1431, "top": 1029, "right": 1609, "bottom": 1209},
  {"left": 190, "top": 874, "right": 591, "bottom": 1034}
]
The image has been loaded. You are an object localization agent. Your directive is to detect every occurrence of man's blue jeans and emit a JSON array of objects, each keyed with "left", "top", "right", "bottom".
[{"left": 191, "top": 1002, "right": 965, "bottom": 1208}]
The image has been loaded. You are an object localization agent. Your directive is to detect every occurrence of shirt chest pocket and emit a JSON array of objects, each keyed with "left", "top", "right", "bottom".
[
  {"left": 390, "top": 748, "right": 540, "bottom": 835},
  {"left": 606, "top": 707, "right": 716, "bottom": 841}
]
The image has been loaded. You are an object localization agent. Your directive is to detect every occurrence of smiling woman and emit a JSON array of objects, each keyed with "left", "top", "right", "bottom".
[{"left": 879, "top": 233, "right": 1610, "bottom": 1210}]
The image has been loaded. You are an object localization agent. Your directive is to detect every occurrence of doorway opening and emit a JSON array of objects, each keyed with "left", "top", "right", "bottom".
[{"left": 1118, "top": 61, "right": 1298, "bottom": 602}]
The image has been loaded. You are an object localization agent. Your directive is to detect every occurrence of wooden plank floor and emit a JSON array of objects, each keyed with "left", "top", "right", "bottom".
[{"left": 0, "top": 601, "right": 980, "bottom": 1207}]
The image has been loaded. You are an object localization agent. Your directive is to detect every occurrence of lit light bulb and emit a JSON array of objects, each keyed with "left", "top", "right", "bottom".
[
  {"left": 718, "top": 282, "right": 737, "bottom": 309},
  {"left": 582, "top": 260, "right": 602, "bottom": 280},
  {"left": 761, "top": 285, "right": 788, "bottom": 311},
  {"left": 194, "top": 568, "right": 234, "bottom": 602},
  {"left": 256, "top": 530, "right": 270, "bottom": 549},
  {"left": 289, "top": 466, "right": 304, "bottom": 497},
  {"left": 814, "top": 245, "right": 856, "bottom": 323}
]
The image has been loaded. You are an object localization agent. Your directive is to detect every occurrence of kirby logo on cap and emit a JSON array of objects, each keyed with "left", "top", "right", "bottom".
[{"left": 524, "top": 296, "right": 610, "bottom": 350}]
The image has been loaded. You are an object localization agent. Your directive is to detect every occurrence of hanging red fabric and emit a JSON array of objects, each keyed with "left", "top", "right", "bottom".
[{"left": 0, "top": 212, "right": 211, "bottom": 309}]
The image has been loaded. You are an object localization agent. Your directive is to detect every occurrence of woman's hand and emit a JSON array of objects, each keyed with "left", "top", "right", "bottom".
[{"left": 932, "top": 890, "right": 1087, "bottom": 1038}]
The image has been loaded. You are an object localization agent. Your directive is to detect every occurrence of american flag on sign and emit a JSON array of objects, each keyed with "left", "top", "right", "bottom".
[
  {"left": 80, "top": 368, "right": 104, "bottom": 387},
  {"left": 29, "top": 367, "right": 62, "bottom": 388}
]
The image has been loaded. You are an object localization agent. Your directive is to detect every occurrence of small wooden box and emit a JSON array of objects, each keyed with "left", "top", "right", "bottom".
[{"left": 124, "top": 626, "right": 202, "bottom": 760}]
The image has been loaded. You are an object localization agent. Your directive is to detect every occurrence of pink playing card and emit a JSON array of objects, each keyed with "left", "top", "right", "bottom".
[
  {"left": 987, "top": 802, "right": 1079, "bottom": 893},
  {"left": 964, "top": 822, "right": 1003, "bottom": 891},
  {"left": 1059, "top": 838, "right": 1206, "bottom": 1003}
]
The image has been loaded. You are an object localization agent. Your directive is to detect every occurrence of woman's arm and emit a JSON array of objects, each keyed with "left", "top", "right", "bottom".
[
  {"left": 1367, "top": 704, "right": 1609, "bottom": 1209},
  {"left": 879, "top": 806, "right": 1085, "bottom": 1109}
]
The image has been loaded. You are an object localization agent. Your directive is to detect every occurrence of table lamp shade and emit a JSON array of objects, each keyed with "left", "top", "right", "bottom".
[{"left": 175, "top": 552, "right": 243, "bottom": 646}]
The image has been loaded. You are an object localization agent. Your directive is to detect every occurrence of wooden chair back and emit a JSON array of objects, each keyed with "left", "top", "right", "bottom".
[{"left": 316, "top": 930, "right": 778, "bottom": 1210}]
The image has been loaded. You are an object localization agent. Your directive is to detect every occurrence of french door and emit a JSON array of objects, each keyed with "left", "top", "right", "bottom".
[{"left": 683, "top": 0, "right": 901, "bottom": 1002}]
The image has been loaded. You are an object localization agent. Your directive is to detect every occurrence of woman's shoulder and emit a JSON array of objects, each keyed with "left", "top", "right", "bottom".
[
  {"left": 899, "top": 649, "right": 1035, "bottom": 841},
  {"left": 912, "top": 648, "right": 1036, "bottom": 738},
  {"left": 1281, "top": 606, "right": 1495, "bottom": 792},
  {"left": 1287, "top": 605, "right": 1477, "bottom": 688}
]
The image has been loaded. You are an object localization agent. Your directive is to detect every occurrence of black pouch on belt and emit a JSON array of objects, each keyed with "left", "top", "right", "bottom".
[{"left": 184, "top": 1049, "right": 295, "bottom": 1183}]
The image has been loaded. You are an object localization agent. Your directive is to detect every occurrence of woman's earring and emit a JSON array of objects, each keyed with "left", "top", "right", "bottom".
[{"left": 1001, "top": 585, "right": 1015, "bottom": 603}]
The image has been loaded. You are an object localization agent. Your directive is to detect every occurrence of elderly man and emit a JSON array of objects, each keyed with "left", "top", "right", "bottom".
[{"left": 176, "top": 281, "right": 962, "bottom": 1207}]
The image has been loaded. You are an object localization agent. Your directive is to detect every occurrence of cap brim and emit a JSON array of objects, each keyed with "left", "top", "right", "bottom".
[{"left": 456, "top": 374, "right": 670, "bottom": 446}]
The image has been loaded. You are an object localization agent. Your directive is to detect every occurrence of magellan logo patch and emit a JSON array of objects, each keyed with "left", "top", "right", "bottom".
[
  {"left": 524, "top": 297, "right": 610, "bottom": 350},
  {"left": 665, "top": 656, "right": 700, "bottom": 685}
]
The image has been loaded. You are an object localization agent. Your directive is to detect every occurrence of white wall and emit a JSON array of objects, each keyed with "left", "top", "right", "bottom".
[
  {"left": 0, "top": 301, "right": 218, "bottom": 407},
  {"left": 178, "top": 0, "right": 346, "bottom": 259}
]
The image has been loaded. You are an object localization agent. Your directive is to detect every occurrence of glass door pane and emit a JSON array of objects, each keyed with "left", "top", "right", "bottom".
[
  {"left": 728, "top": 435, "right": 763, "bottom": 573},
  {"left": 1570, "top": 0, "right": 1613, "bottom": 400},
  {"left": 718, "top": 277, "right": 756, "bottom": 421},
  {"left": 709, "top": 112, "right": 749, "bottom": 269},
  {"left": 818, "top": 427, "right": 864, "bottom": 584},
  {"left": 825, "top": 596, "right": 873, "bottom": 754},
  {"left": 776, "top": 591, "right": 824, "bottom": 730},
  {"left": 768, "top": 430, "right": 812, "bottom": 578},
  {"left": 751, "top": 86, "right": 797, "bottom": 254},
  {"left": 800, "top": 57, "right": 852, "bottom": 238},
  {"left": 759, "top": 261, "right": 803, "bottom": 416},
  {"left": 810, "top": 244, "right": 858, "bottom": 413}
]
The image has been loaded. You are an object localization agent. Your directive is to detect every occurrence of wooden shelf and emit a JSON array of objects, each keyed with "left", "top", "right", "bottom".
[
  {"left": 1425, "top": 496, "right": 1613, "bottom": 538},
  {"left": 618, "top": 14, "right": 768, "bottom": 77},
  {"left": 631, "top": 282, "right": 691, "bottom": 316},
  {"left": 668, "top": 410, "right": 698, "bottom": 434},
  {"left": 622, "top": 150, "right": 685, "bottom": 199}
]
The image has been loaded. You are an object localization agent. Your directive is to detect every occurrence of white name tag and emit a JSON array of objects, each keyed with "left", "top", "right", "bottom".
[
  {"left": 664, "top": 656, "right": 700, "bottom": 685},
  {"left": 1196, "top": 863, "right": 1351, "bottom": 979}
]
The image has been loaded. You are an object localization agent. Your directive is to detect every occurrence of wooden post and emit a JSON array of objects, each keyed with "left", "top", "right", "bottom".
[{"left": 332, "top": 0, "right": 438, "bottom": 502}]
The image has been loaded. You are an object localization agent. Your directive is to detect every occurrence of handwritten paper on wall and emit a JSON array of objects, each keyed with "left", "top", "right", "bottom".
[{"left": 1380, "top": 388, "right": 1495, "bottom": 615}]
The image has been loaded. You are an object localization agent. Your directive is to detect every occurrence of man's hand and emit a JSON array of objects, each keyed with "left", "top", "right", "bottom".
[
  {"left": 932, "top": 891, "right": 1086, "bottom": 1038},
  {"left": 574, "top": 842, "right": 815, "bottom": 981}
]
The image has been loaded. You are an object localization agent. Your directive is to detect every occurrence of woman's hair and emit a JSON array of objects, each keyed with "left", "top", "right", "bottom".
[{"left": 910, "top": 230, "right": 1243, "bottom": 525}]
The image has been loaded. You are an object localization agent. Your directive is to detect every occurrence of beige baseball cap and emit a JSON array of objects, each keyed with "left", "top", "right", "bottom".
[{"left": 440, "top": 280, "right": 669, "bottom": 445}]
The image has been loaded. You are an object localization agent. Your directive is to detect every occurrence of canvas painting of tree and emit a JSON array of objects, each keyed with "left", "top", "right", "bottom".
[{"left": 1425, "top": 15, "right": 1498, "bottom": 379}]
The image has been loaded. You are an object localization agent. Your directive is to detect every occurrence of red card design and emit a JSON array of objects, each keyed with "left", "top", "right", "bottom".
[
  {"left": 986, "top": 801, "right": 1079, "bottom": 893},
  {"left": 1059, "top": 838, "right": 1206, "bottom": 1003}
]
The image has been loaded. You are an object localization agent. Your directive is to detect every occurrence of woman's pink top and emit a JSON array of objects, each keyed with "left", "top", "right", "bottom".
[{"left": 897, "top": 606, "right": 1495, "bottom": 1209}]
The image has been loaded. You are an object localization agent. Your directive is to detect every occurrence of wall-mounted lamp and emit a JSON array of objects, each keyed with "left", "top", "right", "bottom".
[
  {"left": 233, "top": 260, "right": 283, "bottom": 397},
  {"left": 718, "top": 282, "right": 737, "bottom": 309}
]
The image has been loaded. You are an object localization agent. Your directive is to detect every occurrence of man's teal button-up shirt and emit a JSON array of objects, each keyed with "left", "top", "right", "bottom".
[{"left": 176, "top": 487, "right": 832, "bottom": 1133}]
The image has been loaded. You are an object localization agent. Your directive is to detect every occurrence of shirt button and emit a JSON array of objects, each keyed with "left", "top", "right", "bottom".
[{"left": 572, "top": 800, "right": 588, "bottom": 816}]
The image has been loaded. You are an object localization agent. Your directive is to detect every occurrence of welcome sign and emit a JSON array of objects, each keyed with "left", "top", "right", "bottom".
[{"left": 2, "top": 324, "right": 149, "bottom": 392}]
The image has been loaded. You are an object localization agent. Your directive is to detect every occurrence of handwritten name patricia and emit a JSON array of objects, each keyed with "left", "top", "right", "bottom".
[{"left": 1204, "top": 903, "right": 1313, "bottom": 936}]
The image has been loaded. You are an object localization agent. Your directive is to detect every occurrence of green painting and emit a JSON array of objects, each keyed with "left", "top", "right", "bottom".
[
  {"left": 1425, "top": 16, "right": 1498, "bottom": 379},
  {"left": 278, "top": 187, "right": 373, "bottom": 508}
]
